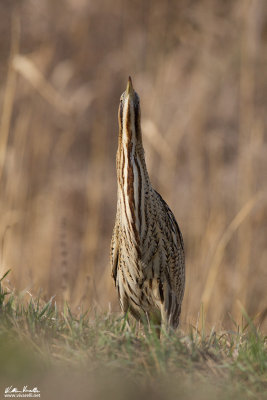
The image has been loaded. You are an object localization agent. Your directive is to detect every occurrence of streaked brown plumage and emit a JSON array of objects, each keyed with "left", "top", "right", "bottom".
[{"left": 110, "top": 77, "right": 185, "bottom": 331}]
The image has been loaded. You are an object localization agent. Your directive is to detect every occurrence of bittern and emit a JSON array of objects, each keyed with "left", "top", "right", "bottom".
[{"left": 110, "top": 77, "right": 185, "bottom": 331}]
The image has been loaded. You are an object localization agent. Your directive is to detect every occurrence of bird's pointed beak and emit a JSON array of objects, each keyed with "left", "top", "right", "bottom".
[{"left": 126, "top": 76, "right": 134, "bottom": 96}]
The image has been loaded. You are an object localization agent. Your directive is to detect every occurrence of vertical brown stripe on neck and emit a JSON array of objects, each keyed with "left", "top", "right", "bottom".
[{"left": 125, "top": 104, "right": 140, "bottom": 252}]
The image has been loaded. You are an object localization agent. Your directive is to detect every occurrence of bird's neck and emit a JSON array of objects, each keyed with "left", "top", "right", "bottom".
[{"left": 117, "top": 140, "right": 150, "bottom": 244}]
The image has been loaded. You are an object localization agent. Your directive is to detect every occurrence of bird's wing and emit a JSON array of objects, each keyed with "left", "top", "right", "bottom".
[
  {"left": 154, "top": 190, "right": 185, "bottom": 326},
  {"left": 154, "top": 190, "right": 184, "bottom": 251}
]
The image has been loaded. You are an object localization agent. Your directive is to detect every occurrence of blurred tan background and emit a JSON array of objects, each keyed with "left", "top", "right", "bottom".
[{"left": 0, "top": 0, "right": 266, "bottom": 329}]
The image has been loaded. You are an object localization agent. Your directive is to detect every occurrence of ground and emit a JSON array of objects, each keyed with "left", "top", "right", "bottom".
[{"left": 0, "top": 273, "right": 266, "bottom": 400}]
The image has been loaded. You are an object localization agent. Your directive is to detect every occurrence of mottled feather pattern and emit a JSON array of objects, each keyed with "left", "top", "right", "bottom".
[{"left": 110, "top": 77, "right": 185, "bottom": 330}]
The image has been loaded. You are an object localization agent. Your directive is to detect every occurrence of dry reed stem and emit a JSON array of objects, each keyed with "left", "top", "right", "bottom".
[
  {"left": 0, "top": 10, "right": 20, "bottom": 183},
  {"left": 142, "top": 118, "right": 177, "bottom": 168},
  {"left": 12, "top": 55, "right": 71, "bottom": 115},
  {"left": 237, "top": 0, "right": 263, "bottom": 314},
  {"left": 201, "top": 191, "right": 264, "bottom": 313}
]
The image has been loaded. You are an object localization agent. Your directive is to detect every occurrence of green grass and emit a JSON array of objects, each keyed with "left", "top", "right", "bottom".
[{"left": 0, "top": 272, "right": 266, "bottom": 400}]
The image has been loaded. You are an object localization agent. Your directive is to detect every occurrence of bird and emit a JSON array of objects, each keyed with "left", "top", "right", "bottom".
[{"left": 110, "top": 77, "right": 185, "bottom": 333}]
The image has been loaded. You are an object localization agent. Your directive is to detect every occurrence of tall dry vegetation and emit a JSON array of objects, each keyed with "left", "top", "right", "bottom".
[{"left": 0, "top": 0, "right": 266, "bottom": 330}]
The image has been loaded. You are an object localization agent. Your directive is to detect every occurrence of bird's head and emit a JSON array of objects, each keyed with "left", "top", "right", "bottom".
[{"left": 118, "top": 76, "right": 142, "bottom": 146}]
